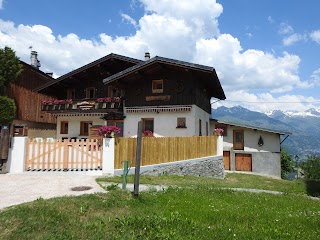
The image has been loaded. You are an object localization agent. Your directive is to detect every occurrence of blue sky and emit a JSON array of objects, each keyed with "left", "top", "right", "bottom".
[{"left": 1, "top": 0, "right": 320, "bottom": 113}]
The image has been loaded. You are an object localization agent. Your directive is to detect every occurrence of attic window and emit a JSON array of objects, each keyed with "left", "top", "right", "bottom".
[{"left": 152, "top": 80, "right": 163, "bottom": 93}]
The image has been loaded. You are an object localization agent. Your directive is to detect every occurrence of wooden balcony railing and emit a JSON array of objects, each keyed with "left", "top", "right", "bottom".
[{"left": 41, "top": 97, "right": 122, "bottom": 112}]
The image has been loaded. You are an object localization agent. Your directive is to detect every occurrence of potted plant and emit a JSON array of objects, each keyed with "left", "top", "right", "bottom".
[{"left": 142, "top": 130, "right": 153, "bottom": 137}]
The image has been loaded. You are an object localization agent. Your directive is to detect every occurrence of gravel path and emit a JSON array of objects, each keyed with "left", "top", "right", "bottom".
[{"left": 0, "top": 171, "right": 105, "bottom": 210}]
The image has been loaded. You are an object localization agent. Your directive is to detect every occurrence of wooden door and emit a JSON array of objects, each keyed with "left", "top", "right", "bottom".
[
  {"left": 235, "top": 153, "right": 252, "bottom": 171},
  {"left": 233, "top": 130, "right": 244, "bottom": 150},
  {"left": 223, "top": 151, "right": 230, "bottom": 170}
]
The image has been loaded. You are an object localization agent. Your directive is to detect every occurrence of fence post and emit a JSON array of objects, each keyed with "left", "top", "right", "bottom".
[
  {"left": 102, "top": 138, "right": 115, "bottom": 175},
  {"left": 7, "top": 137, "right": 27, "bottom": 173},
  {"left": 217, "top": 135, "right": 223, "bottom": 156}
]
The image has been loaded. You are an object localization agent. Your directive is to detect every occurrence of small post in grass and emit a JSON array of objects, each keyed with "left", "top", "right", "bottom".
[
  {"left": 133, "top": 121, "right": 142, "bottom": 197},
  {"left": 122, "top": 160, "right": 129, "bottom": 190}
]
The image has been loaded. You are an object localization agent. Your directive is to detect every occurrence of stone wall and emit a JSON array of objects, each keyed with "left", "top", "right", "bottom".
[{"left": 115, "top": 156, "right": 225, "bottom": 179}]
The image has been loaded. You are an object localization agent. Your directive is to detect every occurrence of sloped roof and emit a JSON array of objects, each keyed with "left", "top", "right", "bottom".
[
  {"left": 103, "top": 56, "right": 226, "bottom": 100},
  {"left": 211, "top": 118, "right": 292, "bottom": 135},
  {"left": 34, "top": 53, "right": 142, "bottom": 92}
]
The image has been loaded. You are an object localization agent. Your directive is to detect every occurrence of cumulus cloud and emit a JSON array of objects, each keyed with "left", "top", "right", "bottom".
[
  {"left": 310, "top": 30, "right": 320, "bottom": 44},
  {"left": 267, "top": 16, "right": 274, "bottom": 24},
  {"left": 0, "top": 0, "right": 316, "bottom": 112},
  {"left": 0, "top": 0, "right": 3, "bottom": 9},
  {"left": 193, "top": 34, "right": 303, "bottom": 93}
]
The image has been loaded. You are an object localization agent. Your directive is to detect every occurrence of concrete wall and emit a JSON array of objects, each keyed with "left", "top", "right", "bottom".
[
  {"left": 56, "top": 116, "right": 105, "bottom": 139},
  {"left": 252, "top": 152, "right": 281, "bottom": 178},
  {"left": 124, "top": 105, "right": 211, "bottom": 137}
]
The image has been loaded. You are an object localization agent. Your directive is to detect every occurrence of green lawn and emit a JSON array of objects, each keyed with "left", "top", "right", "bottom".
[
  {"left": 97, "top": 172, "right": 307, "bottom": 195},
  {"left": 0, "top": 173, "right": 318, "bottom": 239}
]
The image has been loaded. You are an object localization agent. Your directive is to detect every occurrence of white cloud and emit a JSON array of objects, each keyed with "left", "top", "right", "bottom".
[
  {"left": 267, "top": 16, "right": 274, "bottom": 24},
  {"left": 310, "top": 30, "right": 320, "bottom": 44},
  {"left": 0, "top": 0, "right": 316, "bottom": 113},
  {"left": 193, "top": 35, "right": 303, "bottom": 93},
  {"left": 121, "top": 13, "right": 138, "bottom": 28},
  {"left": 213, "top": 90, "right": 320, "bottom": 113},
  {"left": 282, "top": 33, "right": 304, "bottom": 46},
  {"left": 278, "top": 22, "right": 294, "bottom": 35},
  {"left": 0, "top": 0, "right": 3, "bottom": 9}
]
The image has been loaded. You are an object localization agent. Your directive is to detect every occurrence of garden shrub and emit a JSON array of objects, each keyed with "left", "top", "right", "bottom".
[
  {"left": 300, "top": 155, "right": 320, "bottom": 197},
  {"left": 0, "top": 96, "right": 16, "bottom": 125}
]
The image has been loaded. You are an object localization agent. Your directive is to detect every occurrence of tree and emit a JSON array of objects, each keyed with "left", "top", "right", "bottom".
[
  {"left": 280, "top": 148, "right": 294, "bottom": 179},
  {"left": 0, "top": 96, "right": 16, "bottom": 125},
  {"left": 0, "top": 46, "right": 23, "bottom": 89}
]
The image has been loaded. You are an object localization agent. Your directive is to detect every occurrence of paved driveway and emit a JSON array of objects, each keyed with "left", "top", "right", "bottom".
[{"left": 0, "top": 171, "right": 105, "bottom": 210}]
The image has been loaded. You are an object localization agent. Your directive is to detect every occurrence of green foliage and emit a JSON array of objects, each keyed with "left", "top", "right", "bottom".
[
  {"left": 281, "top": 148, "right": 295, "bottom": 179},
  {"left": 0, "top": 46, "right": 23, "bottom": 87},
  {"left": 301, "top": 155, "right": 320, "bottom": 180},
  {"left": 0, "top": 96, "right": 16, "bottom": 124}
]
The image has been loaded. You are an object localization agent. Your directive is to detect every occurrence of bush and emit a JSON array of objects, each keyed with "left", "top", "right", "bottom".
[
  {"left": 280, "top": 149, "right": 294, "bottom": 179},
  {"left": 301, "top": 155, "right": 320, "bottom": 180},
  {"left": 0, "top": 96, "right": 16, "bottom": 125},
  {"left": 300, "top": 155, "right": 320, "bottom": 197}
]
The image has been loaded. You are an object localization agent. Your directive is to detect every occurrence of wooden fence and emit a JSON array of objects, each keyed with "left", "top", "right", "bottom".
[
  {"left": 25, "top": 138, "right": 102, "bottom": 171},
  {"left": 114, "top": 136, "right": 217, "bottom": 169}
]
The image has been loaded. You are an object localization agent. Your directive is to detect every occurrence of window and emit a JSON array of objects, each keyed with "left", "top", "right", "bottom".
[
  {"left": 86, "top": 87, "right": 96, "bottom": 98},
  {"left": 233, "top": 129, "right": 244, "bottom": 150},
  {"left": 152, "top": 80, "right": 163, "bottom": 93},
  {"left": 177, "top": 117, "right": 186, "bottom": 128},
  {"left": 80, "top": 121, "right": 92, "bottom": 136},
  {"left": 199, "top": 119, "right": 202, "bottom": 136},
  {"left": 60, "top": 121, "right": 68, "bottom": 134},
  {"left": 108, "top": 86, "right": 121, "bottom": 97},
  {"left": 142, "top": 118, "right": 154, "bottom": 132},
  {"left": 107, "top": 121, "right": 124, "bottom": 137},
  {"left": 216, "top": 124, "right": 227, "bottom": 136},
  {"left": 67, "top": 88, "right": 75, "bottom": 99}
]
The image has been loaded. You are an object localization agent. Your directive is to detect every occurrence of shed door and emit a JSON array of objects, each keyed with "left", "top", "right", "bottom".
[
  {"left": 235, "top": 153, "right": 252, "bottom": 171},
  {"left": 223, "top": 151, "right": 230, "bottom": 170}
]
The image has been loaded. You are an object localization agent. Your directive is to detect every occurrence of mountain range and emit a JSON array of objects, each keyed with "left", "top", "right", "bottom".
[{"left": 211, "top": 106, "right": 320, "bottom": 160}]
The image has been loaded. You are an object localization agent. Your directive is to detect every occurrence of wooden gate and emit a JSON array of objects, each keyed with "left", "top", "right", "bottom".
[
  {"left": 25, "top": 139, "right": 103, "bottom": 171},
  {"left": 235, "top": 153, "right": 252, "bottom": 171},
  {"left": 223, "top": 151, "right": 230, "bottom": 170}
]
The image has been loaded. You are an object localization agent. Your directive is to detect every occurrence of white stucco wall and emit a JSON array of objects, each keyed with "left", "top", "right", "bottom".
[
  {"left": 56, "top": 116, "right": 105, "bottom": 139},
  {"left": 124, "top": 105, "right": 211, "bottom": 137},
  {"left": 211, "top": 122, "right": 280, "bottom": 152}
]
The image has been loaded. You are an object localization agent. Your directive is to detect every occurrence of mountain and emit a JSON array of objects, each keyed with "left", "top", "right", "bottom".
[{"left": 212, "top": 106, "right": 320, "bottom": 159}]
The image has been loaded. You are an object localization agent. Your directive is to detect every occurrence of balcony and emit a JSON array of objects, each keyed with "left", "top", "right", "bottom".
[{"left": 41, "top": 97, "right": 122, "bottom": 113}]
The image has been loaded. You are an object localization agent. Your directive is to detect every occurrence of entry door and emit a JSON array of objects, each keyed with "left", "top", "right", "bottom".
[
  {"left": 223, "top": 151, "right": 230, "bottom": 170},
  {"left": 233, "top": 130, "right": 244, "bottom": 150},
  {"left": 235, "top": 153, "right": 252, "bottom": 171}
]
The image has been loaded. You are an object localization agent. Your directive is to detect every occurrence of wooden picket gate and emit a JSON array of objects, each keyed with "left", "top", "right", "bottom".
[{"left": 25, "top": 139, "right": 103, "bottom": 171}]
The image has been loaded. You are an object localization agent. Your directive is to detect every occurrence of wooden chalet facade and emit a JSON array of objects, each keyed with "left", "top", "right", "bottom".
[
  {"left": 4, "top": 58, "right": 57, "bottom": 135},
  {"left": 37, "top": 53, "right": 226, "bottom": 139}
]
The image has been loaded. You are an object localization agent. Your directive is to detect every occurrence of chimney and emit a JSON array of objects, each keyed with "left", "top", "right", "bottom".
[
  {"left": 30, "top": 51, "right": 41, "bottom": 69},
  {"left": 144, "top": 52, "right": 150, "bottom": 61},
  {"left": 46, "top": 72, "right": 53, "bottom": 77}
]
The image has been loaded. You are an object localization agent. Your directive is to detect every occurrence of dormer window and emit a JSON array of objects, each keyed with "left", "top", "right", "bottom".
[
  {"left": 152, "top": 80, "right": 163, "bottom": 93},
  {"left": 86, "top": 87, "right": 95, "bottom": 99}
]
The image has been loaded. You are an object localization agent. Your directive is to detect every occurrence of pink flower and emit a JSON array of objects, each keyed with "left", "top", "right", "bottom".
[{"left": 214, "top": 128, "right": 224, "bottom": 133}]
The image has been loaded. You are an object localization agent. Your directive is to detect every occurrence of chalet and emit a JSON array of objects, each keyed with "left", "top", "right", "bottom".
[
  {"left": 4, "top": 51, "right": 56, "bottom": 136},
  {"left": 36, "top": 53, "right": 226, "bottom": 139},
  {"left": 211, "top": 119, "right": 291, "bottom": 178}
]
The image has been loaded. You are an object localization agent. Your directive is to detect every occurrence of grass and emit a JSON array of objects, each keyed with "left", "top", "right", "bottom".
[
  {"left": 97, "top": 172, "right": 307, "bottom": 195},
  {"left": 0, "top": 173, "right": 318, "bottom": 239}
]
